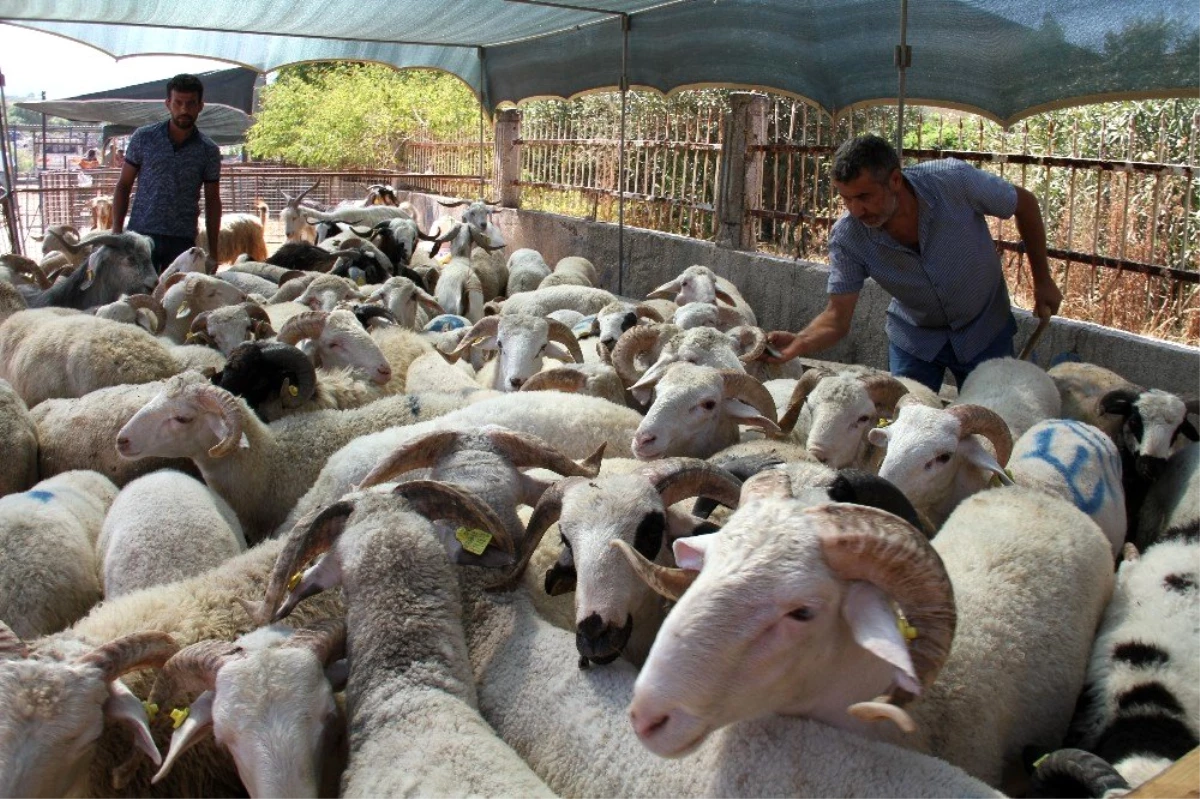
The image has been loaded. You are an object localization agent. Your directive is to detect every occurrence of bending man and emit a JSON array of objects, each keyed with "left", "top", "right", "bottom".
[{"left": 766, "top": 134, "right": 1062, "bottom": 392}]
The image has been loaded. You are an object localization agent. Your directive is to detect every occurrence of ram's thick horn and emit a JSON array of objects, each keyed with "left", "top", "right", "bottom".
[
  {"left": 76, "top": 631, "right": 179, "bottom": 684},
  {"left": 611, "top": 539, "right": 697, "bottom": 601}
]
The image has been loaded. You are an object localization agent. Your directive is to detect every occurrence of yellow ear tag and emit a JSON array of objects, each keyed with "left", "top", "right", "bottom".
[
  {"left": 142, "top": 701, "right": 159, "bottom": 722},
  {"left": 895, "top": 610, "right": 918, "bottom": 642},
  {"left": 355, "top": 276, "right": 365, "bottom": 286},
  {"left": 875, "top": 418, "right": 891, "bottom": 428},
  {"left": 184, "top": 332, "right": 197, "bottom": 342},
  {"left": 177, "top": 302, "right": 191, "bottom": 317},
  {"left": 170, "top": 707, "right": 189, "bottom": 729},
  {"left": 989, "top": 467, "right": 1015, "bottom": 489},
  {"left": 86, "top": 269, "right": 95, "bottom": 282},
  {"left": 471, "top": 337, "right": 487, "bottom": 347},
  {"left": 287, "top": 571, "right": 303, "bottom": 592},
  {"left": 455, "top": 527, "right": 492, "bottom": 556},
  {"left": 288, "top": 384, "right": 300, "bottom": 397}
]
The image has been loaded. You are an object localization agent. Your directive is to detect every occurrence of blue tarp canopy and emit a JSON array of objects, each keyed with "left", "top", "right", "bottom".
[
  {"left": 14, "top": 67, "right": 257, "bottom": 145},
  {"left": 0, "top": 1, "right": 1196, "bottom": 126}
]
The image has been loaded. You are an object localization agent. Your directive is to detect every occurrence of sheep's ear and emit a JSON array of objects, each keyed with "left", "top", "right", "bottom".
[
  {"left": 958, "top": 436, "right": 1011, "bottom": 484},
  {"left": 842, "top": 582, "right": 920, "bottom": 695},
  {"left": 544, "top": 342, "right": 573, "bottom": 362},
  {"left": 153, "top": 691, "right": 215, "bottom": 784},
  {"left": 673, "top": 533, "right": 716, "bottom": 571},
  {"left": 714, "top": 289, "right": 738, "bottom": 306},
  {"left": 474, "top": 335, "right": 499, "bottom": 352},
  {"left": 723, "top": 398, "right": 781, "bottom": 436},
  {"left": 104, "top": 679, "right": 162, "bottom": 766},
  {"left": 867, "top": 427, "right": 890, "bottom": 449}
]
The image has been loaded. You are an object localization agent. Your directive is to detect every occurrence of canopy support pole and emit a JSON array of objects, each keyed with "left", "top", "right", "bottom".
[
  {"left": 0, "top": 69, "right": 22, "bottom": 255},
  {"left": 894, "top": 0, "right": 911, "bottom": 158},
  {"left": 478, "top": 47, "right": 487, "bottom": 196},
  {"left": 618, "top": 13, "right": 629, "bottom": 296}
]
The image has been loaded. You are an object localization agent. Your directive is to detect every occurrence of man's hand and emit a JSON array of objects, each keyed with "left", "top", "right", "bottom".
[
  {"left": 764, "top": 331, "right": 800, "bottom": 364},
  {"left": 1033, "top": 277, "right": 1063, "bottom": 320}
]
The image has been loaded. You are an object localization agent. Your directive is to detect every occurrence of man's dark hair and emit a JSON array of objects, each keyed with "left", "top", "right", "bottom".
[
  {"left": 166, "top": 74, "right": 204, "bottom": 101},
  {"left": 832, "top": 134, "right": 900, "bottom": 185}
]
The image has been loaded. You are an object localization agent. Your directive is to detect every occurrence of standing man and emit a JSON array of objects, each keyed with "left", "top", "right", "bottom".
[
  {"left": 112, "top": 73, "right": 221, "bottom": 274},
  {"left": 766, "top": 134, "right": 1062, "bottom": 392}
]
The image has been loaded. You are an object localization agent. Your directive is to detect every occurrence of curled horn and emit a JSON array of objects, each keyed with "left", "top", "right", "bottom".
[
  {"left": 148, "top": 640, "right": 244, "bottom": 708},
  {"left": 611, "top": 324, "right": 669, "bottom": 386},
  {"left": 451, "top": 315, "right": 500, "bottom": 357},
  {"left": 633, "top": 303, "right": 663, "bottom": 323},
  {"left": 242, "top": 302, "right": 275, "bottom": 338},
  {"left": 278, "top": 270, "right": 307, "bottom": 286},
  {"left": 2, "top": 254, "right": 51, "bottom": 289},
  {"left": 484, "top": 429, "right": 604, "bottom": 477},
  {"left": 778, "top": 368, "right": 830, "bottom": 434},
  {"left": 611, "top": 539, "right": 697, "bottom": 601},
  {"left": 285, "top": 618, "right": 347, "bottom": 666},
  {"left": 1028, "top": 749, "right": 1131, "bottom": 798},
  {"left": 391, "top": 479, "right": 514, "bottom": 555},
  {"left": 153, "top": 271, "right": 188, "bottom": 303},
  {"left": 248, "top": 501, "right": 356, "bottom": 626},
  {"left": 469, "top": 226, "right": 505, "bottom": 253},
  {"left": 720, "top": 370, "right": 779, "bottom": 426},
  {"left": 125, "top": 294, "right": 168, "bottom": 334},
  {"left": 259, "top": 342, "right": 318, "bottom": 406},
  {"left": 187, "top": 311, "right": 213, "bottom": 343},
  {"left": 644, "top": 458, "right": 743, "bottom": 511},
  {"left": 813, "top": 503, "right": 956, "bottom": 704},
  {"left": 415, "top": 288, "right": 444, "bottom": 317},
  {"left": 521, "top": 368, "right": 589, "bottom": 394},
  {"left": 860, "top": 373, "right": 909, "bottom": 418},
  {"left": 946, "top": 404, "right": 1013, "bottom": 466},
  {"left": 494, "top": 476, "right": 585, "bottom": 589},
  {"left": 0, "top": 621, "right": 28, "bottom": 660},
  {"left": 546, "top": 318, "right": 584, "bottom": 363},
  {"left": 190, "top": 385, "right": 246, "bottom": 458},
  {"left": 60, "top": 232, "right": 125, "bottom": 254},
  {"left": 356, "top": 430, "right": 461, "bottom": 489},
  {"left": 76, "top": 631, "right": 180, "bottom": 684},
  {"left": 278, "top": 311, "right": 330, "bottom": 345},
  {"left": 437, "top": 200, "right": 470, "bottom": 208},
  {"left": 740, "top": 467, "right": 796, "bottom": 504},
  {"left": 728, "top": 326, "right": 767, "bottom": 362},
  {"left": 646, "top": 276, "right": 682, "bottom": 301}
]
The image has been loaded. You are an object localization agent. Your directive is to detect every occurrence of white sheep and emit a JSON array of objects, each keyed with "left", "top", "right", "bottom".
[
  {"left": 520, "top": 362, "right": 628, "bottom": 407},
  {"left": 625, "top": 483, "right": 1114, "bottom": 795},
  {"left": 1009, "top": 419, "right": 1127, "bottom": 556},
  {"left": 589, "top": 299, "right": 664, "bottom": 354},
  {"left": 149, "top": 620, "right": 347, "bottom": 798},
  {"left": 276, "top": 309, "right": 394, "bottom": 387},
  {"left": 868, "top": 402, "right": 1015, "bottom": 528},
  {"left": 956, "top": 356, "right": 1062, "bottom": 441},
  {"left": 632, "top": 363, "right": 780, "bottom": 460},
  {"left": 365, "top": 275, "right": 443, "bottom": 329},
  {"left": 0, "top": 309, "right": 181, "bottom": 407},
  {"left": 452, "top": 313, "right": 584, "bottom": 391},
  {"left": 0, "top": 534, "right": 345, "bottom": 798},
  {"left": 185, "top": 301, "right": 274, "bottom": 357},
  {"left": 646, "top": 264, "right": 757, "bottom": 327},
  {"left": 116, "top": 377, "right": 471, "bottom": 543},
  {"left": 495, "top": 284, "right": 617, "bottom": 317},
  {"left": 0, "top": 378, "right": 37, "bottom": 497},
  {"left": 433, "top": 255, "right": 485, "bottom": 321},
  {"left": 97, "top": 470, "right": 247, "bottom": 598},
  {"left": 283, "top": 391, "right": 644, "bottom": 531},
  {"left": 158, "top": 272, "right": 247, "bottom": 344},
  {"left": 255, "top": 485, "right": 557, "bottom": 798},
  {"left": 196, "top": 213, "right": 268, "bottom": 264},
  {"left": 505, "top": 248, "right": 552, "bottom": 294},
  {"left": 0, "top": 470, "right": 118, "bottom": 639},
  {"left": 1064, "top": 538, "right": 1199, "bottom": 790},
  {"left": 279, "top": 180, "right": 321, "bottom": 243},
  {"left": 93, "top": 293, "right": 168, "bottom": 335}
]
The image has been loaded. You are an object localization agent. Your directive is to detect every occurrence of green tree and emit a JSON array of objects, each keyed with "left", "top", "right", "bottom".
[{"left": 247, "top": 64, "right": 479, "bottom": 168}]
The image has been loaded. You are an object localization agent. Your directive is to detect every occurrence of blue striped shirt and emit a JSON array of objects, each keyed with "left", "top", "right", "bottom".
[
  {"left": 125, "top": 120, "right": 221, "bottom": 239},
  {"left": 827, "top": 158, "right": 1018, "bottom": 362}
]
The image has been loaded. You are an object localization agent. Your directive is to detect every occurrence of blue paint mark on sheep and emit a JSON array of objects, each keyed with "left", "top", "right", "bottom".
[
  {"left": 25, "top": 490, "right": 54, "bottom": 503},
  {"left": 1016, "top": 420, "right": 1121, "bottom": 515}
]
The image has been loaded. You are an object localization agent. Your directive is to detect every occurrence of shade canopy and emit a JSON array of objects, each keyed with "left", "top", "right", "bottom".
[
  {"left": 1, "top": 1, "right": 1196, "bottom": 126},
  {"left": 14, "top": 67, "right": 256, "bottom": 145}
]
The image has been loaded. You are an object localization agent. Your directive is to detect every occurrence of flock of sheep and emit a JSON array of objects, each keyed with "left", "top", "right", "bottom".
[{"left": 0, "top": 184, "right": 1196, "bottom": 799}]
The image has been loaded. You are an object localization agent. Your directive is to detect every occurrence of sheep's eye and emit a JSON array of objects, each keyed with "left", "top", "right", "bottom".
[
  {"left": 787, "top": 606, "right": 814, "bottom": 621},
  {"left": 496, "top": 341, "right": 503, "bottom": 350},
  {"left": 700, "top": 399, "right": 717, "bottom": 411},
  {"left": 173, "top": 416, "right": 193, "bottom": 425},
  {"left": 857, "top": 415, "right": 870, "bottom": 424},
  {"left": 936, "top": 452, "right": 952, "bottom": 464}
]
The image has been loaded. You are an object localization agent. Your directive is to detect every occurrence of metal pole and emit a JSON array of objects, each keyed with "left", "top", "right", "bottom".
[
  {"left": 0, "top": 70, "right": 23, "bottom": 254},
  {"left": 894, "top": 0, "right": 910, "bottom": 157},
  {"left": 618, "top": 13, "right": 629, "bottom": 296},
  {"left": 478, "top": 47, "right": 486, "bottom": 196},
  {"left": 40, "top": 90, "right": 47, "bottom": 170}
]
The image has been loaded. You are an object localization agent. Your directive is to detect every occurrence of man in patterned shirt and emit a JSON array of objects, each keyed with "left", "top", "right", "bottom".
[
  {"left": 112, "top": 74, "right": 222, "bottom": 274},
  {"left": 766, "top": 134, "right": 1062, "bottom": 392}
]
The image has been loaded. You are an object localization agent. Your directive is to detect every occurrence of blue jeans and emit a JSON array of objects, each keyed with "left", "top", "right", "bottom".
[
  {"left": 889, "top": 316, "right": 1016, "bottom": 393},
  {"left": 138, "top": 232, "right": 197, "bottom": 275}
]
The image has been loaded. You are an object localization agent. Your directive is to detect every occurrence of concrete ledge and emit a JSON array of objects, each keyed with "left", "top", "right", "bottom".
[{"left": 404, "top": 194, "right": 1199, "bottom": 397}]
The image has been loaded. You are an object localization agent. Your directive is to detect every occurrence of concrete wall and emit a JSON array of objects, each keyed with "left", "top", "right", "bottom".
[{"left": 403, "top": 193, "right": 1199, "bottom": 397}]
